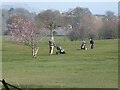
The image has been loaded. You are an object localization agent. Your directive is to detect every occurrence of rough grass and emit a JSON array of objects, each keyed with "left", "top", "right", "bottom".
[{"left": 2, "top": 36, "right": 118, "bottom": 88}]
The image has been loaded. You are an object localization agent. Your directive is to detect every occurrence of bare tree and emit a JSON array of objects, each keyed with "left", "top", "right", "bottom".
[
  {"left": 80, "top": 14, "right": 103, "bottom": 39},
  {"left": 8, "top": 8, "right": 33, "bottom": 20},
  {"left": 99, "top": 11, "right": 118, "bottom": 39},
  {"left": 7, "top": 16, "right": 39, "bottom": 58},
  {"left": 35, "top": 9, "right": 61, "bottom": 29},
  {"left": 66, "top": 7, "right": 92, "bottom": 40}
]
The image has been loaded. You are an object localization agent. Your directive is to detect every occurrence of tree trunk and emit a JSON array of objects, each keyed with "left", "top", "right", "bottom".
[
  {"left": 32, "top": 47, "right": 39, "bottom": 58},
  {"left": 32, "top": 48, "right": 35, "bottom": 57}
]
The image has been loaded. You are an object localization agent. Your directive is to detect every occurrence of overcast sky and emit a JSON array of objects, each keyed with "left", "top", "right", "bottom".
[{"left": 2, "top": 2, "right": 118, "bottom": 15}]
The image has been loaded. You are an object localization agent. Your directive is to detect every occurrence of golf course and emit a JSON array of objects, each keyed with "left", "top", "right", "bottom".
[{"left": 2, "top": 36, "right": 118, "bottom": 88}]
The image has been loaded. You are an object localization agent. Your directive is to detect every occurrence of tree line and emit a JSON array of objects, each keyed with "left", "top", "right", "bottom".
[{"left": 2, "top": 7, "right": 118, "bottom": 41}]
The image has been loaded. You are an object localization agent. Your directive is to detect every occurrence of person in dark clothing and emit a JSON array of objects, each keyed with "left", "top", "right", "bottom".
[{"left": 90, "top": 38, "right": 94, "bottom": 49}]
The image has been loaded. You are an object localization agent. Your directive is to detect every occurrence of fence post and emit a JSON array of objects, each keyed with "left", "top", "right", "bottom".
[{"left": 2, "top": 79, "right": 10, "bottom": 90}]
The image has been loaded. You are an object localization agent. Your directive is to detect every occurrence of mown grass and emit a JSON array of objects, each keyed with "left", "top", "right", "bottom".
[{"left": 2, "top": 36, "right": 118, "bottom": 88}]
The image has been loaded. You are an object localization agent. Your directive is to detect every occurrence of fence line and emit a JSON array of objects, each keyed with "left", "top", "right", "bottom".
[{"left": 0, "top": 79, "right": 22, "bottom": 90}]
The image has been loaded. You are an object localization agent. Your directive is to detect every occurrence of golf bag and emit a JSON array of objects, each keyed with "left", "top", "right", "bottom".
[
  {"left": 81, "top": 41, "right": 87, "bottom": 50},
  {"left": 56, "top": 45, "right": 66, "bottom": 54}
]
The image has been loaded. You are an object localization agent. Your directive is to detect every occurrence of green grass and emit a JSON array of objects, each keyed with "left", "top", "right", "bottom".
[{"left": 2, "top": 36, "right": 118, "bottom": 88}]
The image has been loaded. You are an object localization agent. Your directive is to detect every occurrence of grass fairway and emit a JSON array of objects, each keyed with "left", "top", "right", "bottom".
[{"left": 2, "top": 36, "right": 118, "bottom": 88}]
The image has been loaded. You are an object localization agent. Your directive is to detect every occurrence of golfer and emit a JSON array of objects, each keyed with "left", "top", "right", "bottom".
[
  {"left": 49, "top": 37, "right": 55, "bottom": 55},
  {"left": 90, "top": 38, "right": 94, "bottom": 49}
]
